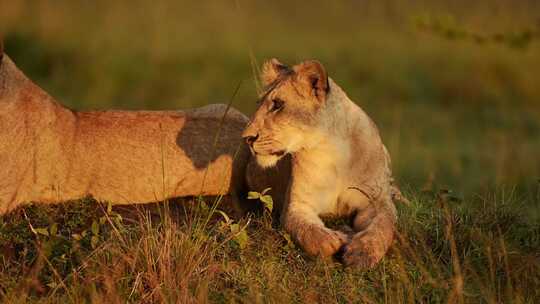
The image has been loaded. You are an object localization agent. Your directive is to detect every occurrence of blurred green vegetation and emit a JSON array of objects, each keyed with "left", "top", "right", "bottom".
[{"left": 1, "top": 0, "right": 539, "bottom": 205}]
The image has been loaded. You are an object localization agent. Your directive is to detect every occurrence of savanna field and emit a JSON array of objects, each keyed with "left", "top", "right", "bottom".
[{"left": 1, "top": 0, "right": 540, "bottom": 302}]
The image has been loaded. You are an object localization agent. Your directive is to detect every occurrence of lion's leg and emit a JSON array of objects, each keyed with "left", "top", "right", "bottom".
[
  {"left": 282, "top": 204, "right": 348, "bottom": 258},
  {"left": 342, "top": 200, "right": 396, "bottom": 268}
]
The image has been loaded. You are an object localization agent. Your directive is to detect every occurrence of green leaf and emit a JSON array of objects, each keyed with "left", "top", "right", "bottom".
[
  {"left": 42, "top": 240, "right": 53, "bottom": 256},
  {"left": 114, "top": 217, "right": 122, "bottom": 227},
  {"left": 91, "top": 236, "right": 99, "bottom": 249},
  {"left": 261, "top": 187, "right": 272, "bottom": 195},
  {"left": 114, "top": 215, "right": 123, "bottom": 227},
  {"left": 230, "top": 223, "right": 240, "bottom": 234},
  {"left": 107, "top": 202, "right": 113, "bottom": 214},
  {"left": 247, "top": 191, "right": 260, "bottom": 200},
  {"left": 199, "top": 201, "right": 209, "bottom": 212},
  {"left": 91, "top": 220, "right": 99, "bottom": 236},
  {"left": 99, "top": 216, "right": 107, "bottom": 225},
  {"left": 229, "top": 222, "right": 250, "bottom": 250},
  {"left": 49, "top": 223, "right": 58, "bottom": 236},
  {"left": 260, "top": 195, "right": 274, "bottom": 212},
  {"left": 216, "top": 210, "right": 231, "bottom": 224},
  {"left": 71, "top": 233, "right": 81, "bottom": 240},
  {"left": 233, "top": 228, "right": 249, "bottom": 250},
  {"left": 34, "top": 227, "right": 49, "bottom": 236}
]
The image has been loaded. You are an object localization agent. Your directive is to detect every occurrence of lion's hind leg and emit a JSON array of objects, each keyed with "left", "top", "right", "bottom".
[{"left": 341, "top": 199, "right": 396, "bottom": 268}]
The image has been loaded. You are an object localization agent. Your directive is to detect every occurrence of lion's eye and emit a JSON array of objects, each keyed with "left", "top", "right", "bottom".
[{"left": 269, "top": 98, "right": 285, "bottom": 112}]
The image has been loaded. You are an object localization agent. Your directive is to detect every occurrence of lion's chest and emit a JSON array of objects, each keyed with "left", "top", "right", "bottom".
[{"left": 292, "top": 137, "right": 362, "bottom": 215}]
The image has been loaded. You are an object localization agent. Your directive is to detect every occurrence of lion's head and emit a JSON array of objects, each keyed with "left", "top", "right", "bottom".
[{"left": 242, "top": 59, "right": 330, "bottom": 168}]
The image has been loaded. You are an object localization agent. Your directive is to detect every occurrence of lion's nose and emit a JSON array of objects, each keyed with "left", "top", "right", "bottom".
[{"left": 243, "top": 133, "right": 259, "bottom": 146}]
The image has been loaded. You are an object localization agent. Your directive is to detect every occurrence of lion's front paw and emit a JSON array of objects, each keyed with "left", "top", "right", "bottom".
[
  {"left": 341, "top": 233, "right": 386, "bottom": 268},
  {"left": 299, "top": 227, "right": 348, "bottom": 258}
]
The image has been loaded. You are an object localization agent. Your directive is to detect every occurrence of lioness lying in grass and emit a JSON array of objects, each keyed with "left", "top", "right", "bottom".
[{"left": 243, "top": 59, "right": 405, "bottom": 268}]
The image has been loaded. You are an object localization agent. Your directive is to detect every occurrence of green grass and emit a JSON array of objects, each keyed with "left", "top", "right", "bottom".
[{"left": 1, "top": 0, "right": 540, "bottom": 302}]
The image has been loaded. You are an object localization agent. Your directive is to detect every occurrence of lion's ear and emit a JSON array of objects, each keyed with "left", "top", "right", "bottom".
[
  {"left": 294, "top": 60, "right": 329, "bottom": 102},
  {"left": 261, "top": 58, "right": 290, "bottom": 87}
]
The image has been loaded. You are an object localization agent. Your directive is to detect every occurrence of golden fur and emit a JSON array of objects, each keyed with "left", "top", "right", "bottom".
[
  {"left": 0, "top": 52, "right": 277, "bottom": 214},
  {"left": 243, "top": 59, "right": 404, "bottom": 268}
]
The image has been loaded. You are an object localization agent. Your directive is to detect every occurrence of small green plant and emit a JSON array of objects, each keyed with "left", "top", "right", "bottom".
[
  {"left": 217, "top": 210, "right": 250, "bottom": 250},
  {"left": 247, "top": 187, "right": 274, "bottom": 213},
  {"left": 70, "top": 202, "right": 124, "bottom": 249}
]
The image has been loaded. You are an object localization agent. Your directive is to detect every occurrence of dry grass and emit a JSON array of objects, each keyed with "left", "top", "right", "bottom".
[{"left": 0, "top": 191, "right": 539, "bottom": 303}]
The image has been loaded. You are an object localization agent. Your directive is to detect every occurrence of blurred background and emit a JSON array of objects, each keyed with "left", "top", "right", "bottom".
[{"left": 1, "top": 0, "right": 539, "bottom": 211}]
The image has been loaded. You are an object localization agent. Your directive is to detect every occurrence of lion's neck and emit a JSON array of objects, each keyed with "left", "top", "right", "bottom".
[
  {"left": 293, "top": 79, "right": 372, "bottom": 172},
  {"left": 320, "top": 79, "right": 361, "bottom": 138},
  {"left": 292, "top": 80, "right": 353, "bottom": 169}
]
